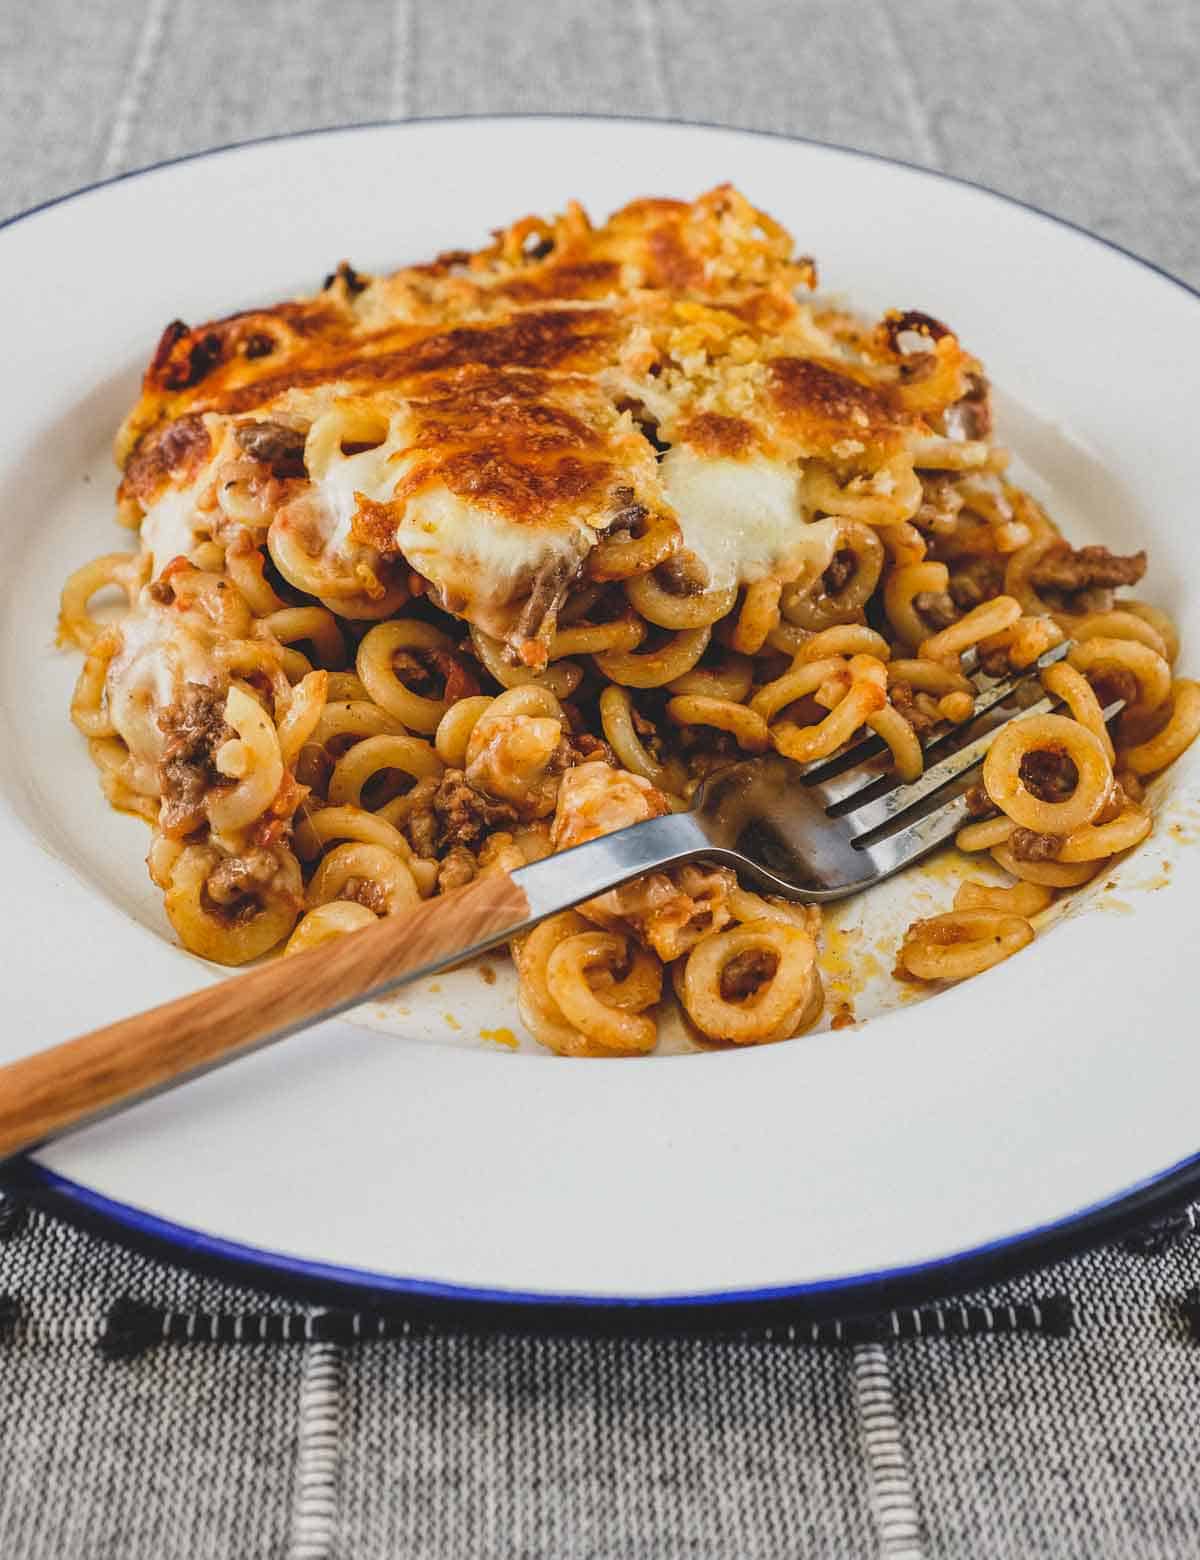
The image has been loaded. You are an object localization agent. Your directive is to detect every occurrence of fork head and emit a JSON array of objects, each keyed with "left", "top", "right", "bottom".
[{"left": 690, "top": 643, "right": 1098, "bottom": 903}]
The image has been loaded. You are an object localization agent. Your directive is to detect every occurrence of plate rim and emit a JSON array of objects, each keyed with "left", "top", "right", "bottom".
[
  {"left": 4, "top": 112, "right": 1199, "bottom": 1313},
  {"left": 8, "top": 1150, "right": 1199, "bottom": 1323}
]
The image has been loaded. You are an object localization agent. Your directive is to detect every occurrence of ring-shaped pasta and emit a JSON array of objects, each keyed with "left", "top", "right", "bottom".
[
  {"left": 728, "top": 578, "right": 783, "bottom": 655},
  {"left": 955, "top": 815, "right": 1015, "bottom": 852},
  {"left": 218, "top": 638, "right": 290, "bottom": 701},
  {"left": 324, "top": 672, "right": 369, "bottom": 702},
  {"left": 306, "top": 842, "right": 419, "bottom": 916},
  {"left": 749, "top": 656, "right": 848, "bottom": 722},
  {"left": 315, "top": 577, "right": 411, "bottom": 620},
  {"left": 1056, "top": 805, "right": 1152, "bottom": 862},
  {"left": 1002, "top": 505, "right": 1063, "bottom": 613},
  {"left": 982, "top": 713, "right": 1111, "bottom": 834},
  {"left": 58, "top": 552, "right": 147, "bottom": 650},
  {"left": 598, "top": 686, "right": 685, "bottom": 793},
  {"left": 886, "top": 659, "right": 973, "bottom": 697},
  {"left": 665, "top": 695, "right": 770, "bottom": 753},
  {"left": 312, "top": 700, "right": 405, "bottom": 750},
  {"left": 909, "top": 436, "right": 995, "bottom": 472},
  {"left": 920, "top": 595, "right": 1021, "bottom": 665},
  {"left": 88, "top": 737, "right": 160, "bottom": 822},
  {"left": 513, "top": 911, "right": 601, "bottom": 1056},
  {"left": 726, "top": 886, "right": 820, "bottom": 932},
  {"left": 878, "top": 522, "right": 927, "bottom": 567},
  {"left": 846, "top": 653, "right": 887, "bottom": 691},
  {"left": 468, "top": 684, "right": 563, "bottom": 736},
  {"left": 545, "top": 932, "right": 660, "bottom": 1055},
  {"left": 587, "top": 508, "right": 681, "bottom": 581},
  {"left": 293, "top": 803, "right": 414, "bottom": 863},
  {"left": 625, "top": 562, "right": 737, "bottom": 630},
  {"left": 681, "top": 920, "right": 818, "bottom": 1045},
  {"left": 782, "top": 520, "right": 884, "bottom": 631},
  {"left": 977, "top": 614, "right": 1065, "bottom": 669},
  {"left": 1041, "top": 661, "right": 1115, "bottom": 763},
  {"left": 989, "top": 841, "right": 1104, "bottom": 887},
  {"left": 897, "top": 909, "right": 1033, "bottom": 982},
  {"left": 1124, "top": 601, "right": 1179, "bottom": 664},
  {"left": 883, "top": 561, "right": 950, "bottom": 648},
  {"left": 277, "top": 646, "right": 314, "bottom": 684},
  {"left": 164, "top": 843, "right": 301, "bottom": 965},
  {"left": 284, "top": 900, "right": 377, "bottom": 955},
  {"left": 302, "top": 402, "right": 390, "bottom": 481},
  {"left": 867, "top": 702, "right": 923, "bottom": 782},
  {"left": 261, "top": 606, "right": 347, "bottom": 670},
  {"left": 207, "top": 684, "right": 285, "bottom": 835},
  {"left": 1068, "top": 638, "right": 1173, "bottom": 715},
  {"left": 275, "top": 669, "right": 328, "bottom": 767},
  {"left": 800, "top": 454, "right": 922, "bottom": 527},
  {"left": 434, "top": 696, "right": 494, "bottom": 767},
  {"left": 954, "top": 879, "right": 1054, "bottom": 916},
  {"left": 356, "top": 620, "right": 455, "bottom": 733},
  {"left": 797, "top": 625, "right": 891, "bottom": 663},
  {"left": 665, "top": 654, "right": 752, "bottom": 706},
  {"left": 594, "top": 625, "right": 711, "bottom": 688},
  {"left": 267, "top": 511, "right": 408, "bottom": 619},
  {"left": 771, "top": 678, "right": 886, "bottom": 764},
  {"left": 765, "top": 620, "right": 814, "bottom": 658},
  {"left": 188, "top": 541, "right": 227, "bottom": 574},
  {"left": 1121, "top": 679, "right": 1200, "bottom": 775},
  {"left": 468, "top": 627, "right": 584, "bottom": 699},
  {"left": 548, "top": 615, "right": 645, "bottom": 658},
  {"left": 70, "top": 627, "right": 120, "bottom": 738},
  {"left": 225, "top": 538, "right": 287, "bottom": 615},
  {"left": 1068, "top": 610, "right": 1170, "bottom": 661},
  {"left": 327, "top": 733, "right": 443, "bottom": 808}
]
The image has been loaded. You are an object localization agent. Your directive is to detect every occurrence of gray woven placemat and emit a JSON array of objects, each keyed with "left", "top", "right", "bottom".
[{"left": 3, "top": 2, "right": 1199, "bottom": 1555}]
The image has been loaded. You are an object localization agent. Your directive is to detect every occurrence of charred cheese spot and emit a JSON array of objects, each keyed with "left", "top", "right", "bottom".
[
  {"left": 496, "top": 259, "right": 623, "bottom": 304},
  {"left": 767, "top": 357, "right": 912, "bottom": 458},
  {"left": 119, "top": 414, "right": 212, "bottom": 508},
  {"left": 645, "top": 224, "right": 705, "bottom": 290},
  {"left": 675, "top": 411, "right": 756, "bottom": 458}
]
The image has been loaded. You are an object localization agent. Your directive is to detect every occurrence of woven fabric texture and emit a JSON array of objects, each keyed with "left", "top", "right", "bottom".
[{"left": 3, "top": 1, "right": 1199, "bottom": 1555}]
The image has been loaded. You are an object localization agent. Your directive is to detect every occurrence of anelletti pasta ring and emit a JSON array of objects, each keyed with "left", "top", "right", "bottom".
[
  {"left": 982, "top": 713, "right": 1112, "bottom": 834},
  {"left": 163, "top": 843, "right": 302, "bottom": 965},
  {"left": 356, "top": 620, "right": 456, "bottom": 733},
  {"left": 897, "top": 909, "right": 1034, "bottom": 982},
  {"left": 306, "top": 842, "right": 420, "bottom": 916},
  {"left": 546, "top": 931, "right": 661, "bottom": 1054},
  {"left": 681, "top": 919, "right": 819, "bottom": 1045}
]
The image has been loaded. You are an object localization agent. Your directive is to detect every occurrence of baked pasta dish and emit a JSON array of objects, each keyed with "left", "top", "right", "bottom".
[{"left": 59, "top": 186, "right": 1200, "bottom": 1053}]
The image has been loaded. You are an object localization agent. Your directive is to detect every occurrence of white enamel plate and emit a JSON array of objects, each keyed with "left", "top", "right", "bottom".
[{"left": 2, "top": 118, "right": 1198, "bottom": 1311}]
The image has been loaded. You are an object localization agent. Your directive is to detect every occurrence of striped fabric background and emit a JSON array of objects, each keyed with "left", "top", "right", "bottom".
[{"left": 3, "top": 3, "right": 1199, "bottom": 1554}]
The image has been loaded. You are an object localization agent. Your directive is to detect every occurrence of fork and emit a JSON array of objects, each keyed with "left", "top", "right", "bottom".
[{"left": 0, "top": 643, "right": 1085, "bottom": 1160}]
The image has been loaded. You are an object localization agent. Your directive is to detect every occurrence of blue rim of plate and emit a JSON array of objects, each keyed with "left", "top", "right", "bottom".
[{"left": 3, "top": 114, "right": 1198, "bottom": 1324}]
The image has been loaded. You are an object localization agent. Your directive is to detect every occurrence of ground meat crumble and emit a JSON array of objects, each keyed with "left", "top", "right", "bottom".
[
  {"left": 156, "top": 682, "right": 232, "bottom": 837},
  {"left": 719, "top": 948, "right": 777, "bottom": 1002}
]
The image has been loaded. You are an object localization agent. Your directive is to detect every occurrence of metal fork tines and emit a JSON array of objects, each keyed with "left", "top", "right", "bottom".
[
  {"left": 854, "top": 688, "right": 1125, "bottom": 883},
  {"left": 801, "top": 641, "right": 1072, "bottom": 814}
]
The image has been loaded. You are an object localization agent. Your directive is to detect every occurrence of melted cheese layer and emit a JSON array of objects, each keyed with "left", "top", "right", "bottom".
[
  {"left": 140, "top": 482, "right": 208, "bottom": 578},
  {"left": 105, "top": 601, "right": 217, "bottom": 781},
  {"left": 658, "top": 446, "right": 838, "bottom": 590}
]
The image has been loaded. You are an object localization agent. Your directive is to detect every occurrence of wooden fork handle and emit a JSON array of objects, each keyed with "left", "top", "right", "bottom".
[{"left": 0, "top": 871, "right": 530, "bottom": 1162}]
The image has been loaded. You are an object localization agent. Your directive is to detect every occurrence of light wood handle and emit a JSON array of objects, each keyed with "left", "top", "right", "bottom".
[{"left": 0, "top": 870, "right": 530, "bottom": 1161}]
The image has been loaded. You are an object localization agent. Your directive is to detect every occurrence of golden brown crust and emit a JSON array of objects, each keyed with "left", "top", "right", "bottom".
[
  {"left": 675, "top": 411, "right": 757, "bottom": 458},
  {"left": 119, "top": 413, "right": 212, "bottom": 506},
  {"left": 766, "top": 356, "right": 913, "bottom": 458}
]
